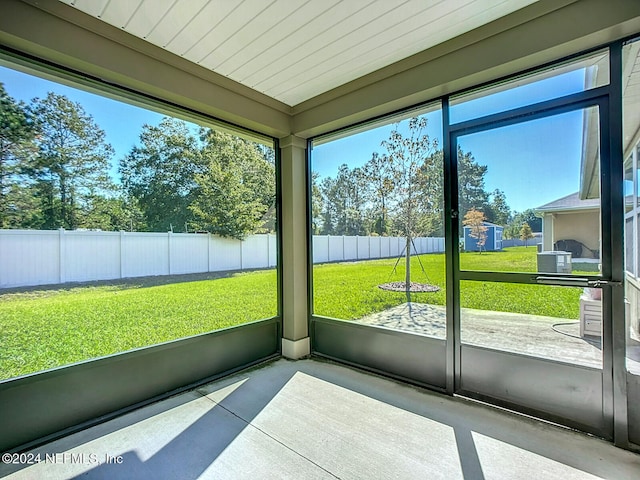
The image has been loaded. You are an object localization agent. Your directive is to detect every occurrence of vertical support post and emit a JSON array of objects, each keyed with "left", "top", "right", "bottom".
[
  {"left": 633, "top": 147, "right": 638, "bottom": 278},
  {"left": 542, "top": 214, "right": 554, "bottom": 251},
  {"left": 280, "top": 135, "right": 310, "bottom": 359},
  {"left": 443, "top": 96, "right": 459, "bottom": 396},
  {"left": 608, "top": 40, "right": 629, "bottom": 448}
]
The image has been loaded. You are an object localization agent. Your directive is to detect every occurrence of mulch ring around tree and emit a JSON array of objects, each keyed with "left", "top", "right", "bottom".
[{"left": 378, "top": 282, "right": 441, "bottom": 293}]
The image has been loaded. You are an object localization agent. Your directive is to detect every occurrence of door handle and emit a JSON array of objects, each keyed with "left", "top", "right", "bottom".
[
  {"left": 535, "top": 277, "right": 622, "bottom": 287},
  {"left": 535, "top": 276, "right": 589, "bottom": 287},
  {"left": 586, "top": 279, "right": 623, "bottom": 287}
]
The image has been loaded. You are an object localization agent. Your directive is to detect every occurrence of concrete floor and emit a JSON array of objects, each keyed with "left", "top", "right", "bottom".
[{"left": 1, "top": 359, "right": 639, "bottom": 479}]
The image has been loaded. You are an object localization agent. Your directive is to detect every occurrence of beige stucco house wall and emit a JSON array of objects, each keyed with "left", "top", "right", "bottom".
[
  {"left": 550, "top": 211, "right": 600, "bottom": 256},
  {"left": 537, "top": 193, "right": 600, "bottom": 258}
]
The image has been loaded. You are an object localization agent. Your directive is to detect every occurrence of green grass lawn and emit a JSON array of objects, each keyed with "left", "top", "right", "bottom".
[
  {"left": 0, "top": 246, "right": 584, "bottom": 380},
  {"left": 313, "top": 246, "right": 583, "bottom": 320},
  {"left": 0, "top": 271, "right": 277, "bottom": 380},
  {"left": 459, "top": 245, "right": 539, "bottom": 271}
]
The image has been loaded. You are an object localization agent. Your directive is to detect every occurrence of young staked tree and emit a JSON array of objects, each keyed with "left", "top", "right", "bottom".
[
  {"left": 520, "top": 221, "right": 534, "bottom": 247},
  {"left": 463, "top": 209, "right": 488, "bottom": 253},
  {"left": 382, "top": 116, "right": 438, "bottom": 294}
]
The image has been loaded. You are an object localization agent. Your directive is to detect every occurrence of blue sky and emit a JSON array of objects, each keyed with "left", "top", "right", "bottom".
[
  {"left": 312, "top": 69, "right": 592, "bottom": 213},
  {"left": 0, "top": 65, "right": 165, "bottom": 179},
  {"left": 1, "top": 63, "right": 592, "bottom": 213},
  {"left": 456, "top": 109, "right": 586, "bottom": 212}
]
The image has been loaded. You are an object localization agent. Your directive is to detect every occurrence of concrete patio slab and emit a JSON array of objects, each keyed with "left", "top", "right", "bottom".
[{"left": 355, "top": 302, "right": 640, "bottom": 372}]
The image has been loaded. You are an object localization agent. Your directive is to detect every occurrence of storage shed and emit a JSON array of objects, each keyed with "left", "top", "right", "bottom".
[{"left": 463, "top": 222, "right": 503, "bottom": 252}]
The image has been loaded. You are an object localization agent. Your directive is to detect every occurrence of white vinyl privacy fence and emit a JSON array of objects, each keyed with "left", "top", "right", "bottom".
[
  {"left": 311, "top": 235, "right": 444, "bottom": 263},
  {"left": 0, "top": 229, "right": 444, "bottom": 288}
]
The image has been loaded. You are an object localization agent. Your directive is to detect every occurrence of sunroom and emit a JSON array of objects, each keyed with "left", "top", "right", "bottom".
[{"left": 1, "top": 0, "right": 640, "bottom": 477}]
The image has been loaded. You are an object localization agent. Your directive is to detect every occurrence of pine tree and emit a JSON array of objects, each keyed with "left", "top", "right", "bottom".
[
  {"left": 0, "top": 83, "right": 36, "bottom": 227},
  {"left": 30, "top": 93, "right": 114, "bottom": 229}
]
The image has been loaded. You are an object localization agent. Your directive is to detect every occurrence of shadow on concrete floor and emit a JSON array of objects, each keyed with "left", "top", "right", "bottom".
[{"left": 2, "top": 359, "right": 639, "bottom": 479}]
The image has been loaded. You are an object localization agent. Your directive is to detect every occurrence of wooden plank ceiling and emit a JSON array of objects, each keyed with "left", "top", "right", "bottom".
[{"left": 59, "top": 0, "right": 539, "bottom": 107}]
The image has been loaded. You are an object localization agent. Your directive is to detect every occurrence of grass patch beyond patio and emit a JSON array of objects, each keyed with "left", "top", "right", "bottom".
[
  {"left": 313, "top": 246, "right": 583, "bottom": 320},
  {"left": 1, "top": 247, "right": 584, "bottom": 380}
]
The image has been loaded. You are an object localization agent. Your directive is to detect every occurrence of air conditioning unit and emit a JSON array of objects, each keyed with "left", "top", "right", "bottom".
[{"left": 537, "top": 251, "right": 572, "bottom": 273}]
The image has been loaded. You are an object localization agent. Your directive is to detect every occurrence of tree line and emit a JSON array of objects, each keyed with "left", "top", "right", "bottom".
[
  {"left": 1, "top": 83, "right": 541, "bottom": 242},
  {"left": 0, "top": 84, "right": 275, "bottom": 239},
  {"left": 312, "top": 117, "right": 541, "bottom": 239}
]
